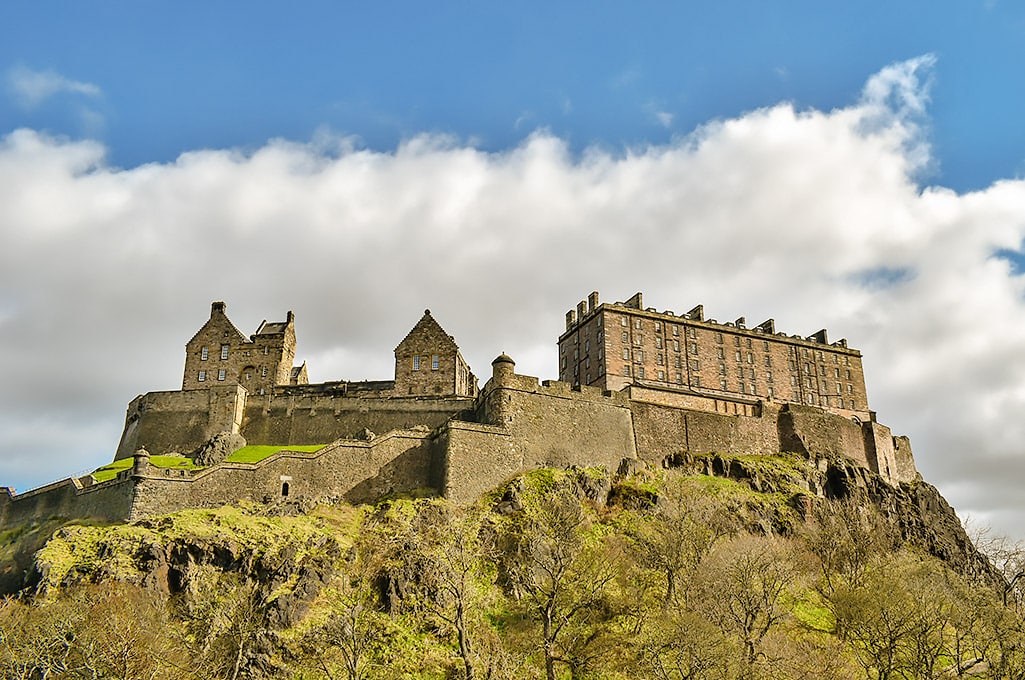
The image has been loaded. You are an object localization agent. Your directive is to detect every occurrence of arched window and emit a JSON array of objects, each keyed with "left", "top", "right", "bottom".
[{"left": 281, "top": 482, "right": 290, "bottom": 497}]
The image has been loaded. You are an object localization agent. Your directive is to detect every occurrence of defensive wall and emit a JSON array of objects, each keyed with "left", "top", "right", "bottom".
[
  {"left": 1, "top": 353, "right": 918, "bottom": 533},
  {"left": 115, "top": 383, "right": 474, "bottom": 460}
]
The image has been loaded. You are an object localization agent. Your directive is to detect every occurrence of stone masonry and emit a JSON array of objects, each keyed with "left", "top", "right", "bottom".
[{"left": 1, "top": 295, "right": 918, "bottom": 532}]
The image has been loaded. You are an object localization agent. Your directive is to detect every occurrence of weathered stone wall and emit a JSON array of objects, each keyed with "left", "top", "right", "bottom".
[
  {"left": 437, "top": 421, "right": 518, "bottom": 504},
  {"left": 0, "top": 476, "right": 135, "bottom": 528},
  {"left": 629, "top": 400, "right": 782, "bottom": 464},
  {"left": 779, "top": 404, "right": 871, "bottom": 466},
  {"left": 128, "top": 430, "right": 436, "bottom": 518},
  {"left": 893, "top": 436, "right": 917, "bottom": 483},
  {"left": 477, "top": 371, "right": 637, "bottom": 473},
  {"left": 115, "top": 386, "right": 247, "bottom": 459},
  {"left": 239, "top": 392, "right": 473, "bottom": 446}
]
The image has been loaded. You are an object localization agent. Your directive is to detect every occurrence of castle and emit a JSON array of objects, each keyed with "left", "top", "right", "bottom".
[{"left": 0, "top": 293, "right": 917, "bottom": 531}]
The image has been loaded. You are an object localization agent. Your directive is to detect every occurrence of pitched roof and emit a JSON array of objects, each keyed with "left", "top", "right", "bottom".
[{"left": 394, "top": 309, "right": 460, "bottom": 353}]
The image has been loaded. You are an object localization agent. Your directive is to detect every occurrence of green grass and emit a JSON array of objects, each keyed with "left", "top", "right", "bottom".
[
  {"left": 88, "top": 445, "right": 327, "bottom": 481},
  {"left": 224, "top": 444, "right": 325, "bottom": 464},
  {"left": 91, "top": 455, "right": 203, "bottom": 482}
]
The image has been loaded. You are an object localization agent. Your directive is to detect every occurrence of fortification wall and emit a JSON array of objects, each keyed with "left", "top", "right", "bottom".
[
  {"left": 239, "top": 393, "right": 472, "bottom": 446},
  {"left": 0, "top": 476, "right": 135, "bottom": 529},
  {"left": 778, "top": 403, "right": 871, "bottom": 466},
  {"left": 129, "top": 430, "right": 436, "bottom": 518},
  {"left": 115, "top": 386, "right": 246, "bottom": 459},
  {"left": 629, "top": 400, "right": 782, "bottom": 464},
  {"left": 437, "top": 421, "right": 518, "bottom": 504},
  {"left": 478, "top": 373, "right": 637, "bottom": 473}
]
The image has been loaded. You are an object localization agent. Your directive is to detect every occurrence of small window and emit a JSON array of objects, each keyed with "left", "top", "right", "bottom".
[
  {"left": 719, "top": 363, "right": 726, "bottom": 375},
  {"left": 689, "top": 342, "right": 698, "bottom": 355},
  {"left": 716, "top": 332, "right": 724, "bottom": 344},
  {"left": 768, "top": 387, "right": 774, "bottom": 398},
  {"left": 836, "top": 382, "right": 842, "bottom": 394},
  {"left": 720, "top": 379, "right": 728, "bottom": 390},
  {"left": 717, "top": 347, "right": 725, "bottom": 359},
  {"left": 622, "top": 331, "right": 629, "bottom": 342},
  {"left": 690, "top": 359, "right": 699, "bottom": 371},
  {"left": 765, "top": 356, "right": 771, "bottom": 367},
  {"left": 655, "top": 321, "right": 662, "bottom": 332},
  {"left": 413, "top": 356, "right": 421, "bottom": 371},
  {"left": 281, "top": 482, "right": 290, "bottom": 497},
  {"left": 658, "top": 370, "right": 665, "bottom": 381},
  {"left": 623, "top": 365, "right": 631, "bottom": 377},
  {"left": 217, "top": 369, "right": 226, "bottom": 381},
  {"left": 432, "top": 355, "right": 439, "bottom": 370},
  {"left": 747, "top": 353, "right": 753, "bottom": 364},
  {"left": 848, "top": 384, "right": 853, "bottom": 394},
  {"left": 763, "top": 341, "right": 770, "bottom": 351},
  {"left": 688, "top": 327, "right": 696, "bottom": 339},
  {"left": 635, "top": 319, "right": 642, "bottom": 329},
  {"left": 656, "top": 337, "right": 663, "bottom": 349},
  {"left": 676, "top": 372, "right": 683, "bottom": 383},
  {"left": 673, "top": 340, "right": 680, "bottom": 351},
  {"left": 766, "top": 371, "right": 773, "bottom": 383},
  {"left": 735, "top": 350, "right": 742, "bottom": 361},
  {"left": 201, "top": 346, "right": 209, "bottom": 361},
  {"left": 634, "top": 335, "right": 643, "bottom": 345},
  {"left": 849, "top": 399, "right": 855, "bottom": 409},
  {"left": 261, "top": 366, "right": 268, "bottom": 377},
  {"left": 637, "top": 367, "right": 645, "bottom": 379},
  {"left": 198, "top": 370, "right": 206, "bottom": 382},
  {"left": 635, "top": 350, "right": 644, "bottom": 362},
  {"left": 672, "top": 325, "right": 679, "bottom": 336},
  {"left": 621, "top": 317, "right": 628, "bottom": 327},
  {"left": 745, "top": 338, "right": 752, "bottom": 348},
  {"left": 657, "top": 353, "right": 664, "bottom": 365},
  {"left": 220, "top": 344, "right": 229, "bottom": 360},
  {"left": 623, "top": 348, "right": 630, "bottom": 360}
]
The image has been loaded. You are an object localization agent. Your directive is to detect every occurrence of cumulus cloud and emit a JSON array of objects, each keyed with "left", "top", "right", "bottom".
[
  {"left": 3, "top": 56, "right": 1025, "bottom": 539},
  {"left": 6, "top": 65, "right": 102, "bottom": 109}
]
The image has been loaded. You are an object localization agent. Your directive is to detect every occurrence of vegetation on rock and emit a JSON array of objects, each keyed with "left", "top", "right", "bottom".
[{"left": 1, "top": 452, "right": 1021, "bottom": 679}]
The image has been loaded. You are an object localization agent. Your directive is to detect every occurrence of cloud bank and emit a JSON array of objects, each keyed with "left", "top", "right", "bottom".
[{"left": 4, "top": 56, "right": 1025, "bottom": 537}]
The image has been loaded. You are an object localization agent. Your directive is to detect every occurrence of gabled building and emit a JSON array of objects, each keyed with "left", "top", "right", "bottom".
[
  {"left": 182, "top": 302, "right": 306, "bottom": 394},
  {"left": 394, "top": 310, "right": 477, "bottom": 398}
]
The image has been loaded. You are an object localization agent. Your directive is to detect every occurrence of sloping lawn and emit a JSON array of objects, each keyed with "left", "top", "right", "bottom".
[
  {"left": 89, "top": 446, "right": 327, "bottom": 481},
  {"left": 91, "top": 455, "right": 203, "bottom": 483},
  {"left": 224, "top": 444, "right": 325, "bottom": 464}
]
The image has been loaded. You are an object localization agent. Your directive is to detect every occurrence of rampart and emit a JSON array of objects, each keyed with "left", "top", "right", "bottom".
[{"left": 2, "top": 351, "right": 918, "bottom": 532}]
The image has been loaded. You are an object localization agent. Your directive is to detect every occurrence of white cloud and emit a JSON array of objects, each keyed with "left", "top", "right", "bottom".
[
  {"left": 654, "top": 110, "right": 673, "bottom": 128},
  {"left": 3, "top": 56, "right": 1025, "bottom": 540},
  {"left": 6, "top": 65, "right": 101, "bottom": 109}
]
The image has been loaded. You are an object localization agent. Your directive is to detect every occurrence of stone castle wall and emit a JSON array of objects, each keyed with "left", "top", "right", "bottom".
[
  {"left": 239, "top": 391, "right": 473, "bottom": 446},
  {"left": 2, "top": 356, "right": 918, "bottom": 533},
  {"left": 129, "top": 429, "right": 436, "bottom": 519},
  {"left": 0, "top": 476, "right": 136, "bottom": 530},
  {"left": 115, "top": 386, "right": 246, "bottom": 459}
]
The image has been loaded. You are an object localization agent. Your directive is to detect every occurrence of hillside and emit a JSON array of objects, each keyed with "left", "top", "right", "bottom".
[{"left": 0, "top": 452, "right": 1018, "bottom": 680}]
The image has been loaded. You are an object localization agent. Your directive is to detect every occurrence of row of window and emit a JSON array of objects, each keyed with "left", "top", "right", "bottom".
[
  {"left": 197, "top": 369, "right": 226, "bottom": 382},
  {"left": 199, "top": 344, "right": 273, "bottom": 361},
  {"left": 412, "top": 355, "right": 441, "bottom": 371}
]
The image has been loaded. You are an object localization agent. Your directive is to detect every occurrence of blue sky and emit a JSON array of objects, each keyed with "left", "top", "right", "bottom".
[
  {"left": 5, "top": 2, "right": 1025, "bottom": 540},
  {"left": 4, "top": 2, "right": 1025, "bottom": 190}
]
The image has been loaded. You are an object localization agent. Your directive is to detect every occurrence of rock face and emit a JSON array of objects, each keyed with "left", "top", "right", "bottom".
[
  {"left": 673, "top": 451, "right": 999, "bottom": 585},
  {"left": 190, "top": 432, "right": 247, "bottom": 466}
]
